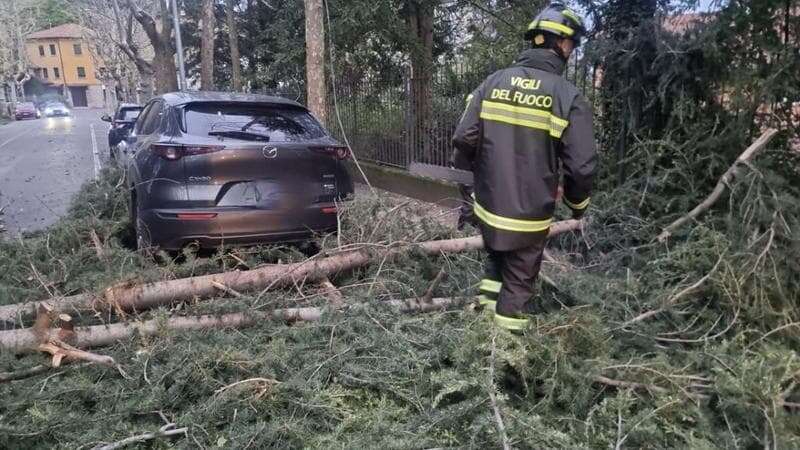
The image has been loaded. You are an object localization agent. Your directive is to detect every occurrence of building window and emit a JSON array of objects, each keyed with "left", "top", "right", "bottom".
[
  {"left": 43, "top": 68, "right": 48, "bottom": 79},
  {"left": 54, "top": 67, "right": 60, "bottom": 78},
  {"left": 73, "top": 43, "right": 82, "bottom": 55},
  {"left": 77, "top": 66, "right": 86, "bottom": 78},
  {"left": 49, "top": 44, "right": 56, "bottom": 55},
  {"left": 38, "top": 45, "right": 44, "bottom": 56}
]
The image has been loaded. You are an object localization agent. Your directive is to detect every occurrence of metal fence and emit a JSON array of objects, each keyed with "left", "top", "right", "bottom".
[{"left": 324, "top": 51, "right": 599, "bottom": 169}]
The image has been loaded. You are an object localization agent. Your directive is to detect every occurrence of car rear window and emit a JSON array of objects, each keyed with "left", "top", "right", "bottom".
[{"left": 184, "top": 103, "right": 326, "bottom": 142}]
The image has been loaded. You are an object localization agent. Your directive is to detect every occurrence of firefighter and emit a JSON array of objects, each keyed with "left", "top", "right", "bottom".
[{"left": 452, "top": 3, "right": 597, "bottom": 332}]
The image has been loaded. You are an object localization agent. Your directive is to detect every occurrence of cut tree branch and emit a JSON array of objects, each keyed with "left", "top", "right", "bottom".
[
  {"left": 1, "top": 297, "right": 469, "bottom": 354},
  {"left": 0, "top": 221, "right": 581, "bottom": 326},
  {"left": 658, "top": 129, "right": 779, "bottom": 242},
  {"left": 622, "top": 253, "right": 725, "bottom": 327},
  {"left": 92, "top": 424, "right": 187, "bottom": 450}
]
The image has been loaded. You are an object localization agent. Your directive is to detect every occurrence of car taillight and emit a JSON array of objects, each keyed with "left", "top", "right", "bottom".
[
  {"left": 151, "top": 144, "right": 223, "bottom": 161},
  {"left": 311, "top": 146, "right": 350, "bottom": 160}
]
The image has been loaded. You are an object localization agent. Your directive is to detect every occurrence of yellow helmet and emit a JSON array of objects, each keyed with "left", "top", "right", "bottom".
[{"left": 524, "top": 3, "right": 587, "bottom": 47}]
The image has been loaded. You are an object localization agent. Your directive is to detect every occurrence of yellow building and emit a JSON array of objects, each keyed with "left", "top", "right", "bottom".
[{"left": 25, "top": 23, "right": 105, "bottom": 108}]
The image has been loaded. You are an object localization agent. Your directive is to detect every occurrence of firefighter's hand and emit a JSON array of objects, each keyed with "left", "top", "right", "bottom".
[
  {"left": 457, "top": 184, "right": 477, "bottom": 230},
  {"left": 457, "top": 203, "right": 476, "bottom": 230}
]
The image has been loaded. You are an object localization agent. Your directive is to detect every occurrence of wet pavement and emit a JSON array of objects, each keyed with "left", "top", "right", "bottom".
[{"left": 0, "top": 109, "right": 108, "bottom": 236}]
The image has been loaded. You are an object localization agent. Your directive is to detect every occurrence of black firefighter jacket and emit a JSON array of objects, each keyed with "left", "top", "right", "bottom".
[{"left": 452, "top": 48, "right": 598, "bottom": 251}]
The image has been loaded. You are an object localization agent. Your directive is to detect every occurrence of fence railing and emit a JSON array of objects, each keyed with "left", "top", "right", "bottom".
[{"left": 325, "top": 52, "right": 599, "bottom": 169}]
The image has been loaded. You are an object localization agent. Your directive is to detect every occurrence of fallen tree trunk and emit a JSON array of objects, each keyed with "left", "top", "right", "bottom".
[
  {"left": 657, "top": 129, "right": 779, "bottom": 242},
  {"left": 1, "top": 297, "right": 467, "bottom": 354},
  {"left": 0, "top": 220, "right": 580, "bottom": 326}
]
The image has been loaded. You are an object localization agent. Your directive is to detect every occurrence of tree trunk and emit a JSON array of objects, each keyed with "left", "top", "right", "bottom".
[
  {"left": 226, "top": 0, "right": 242, "bottom": 91},
  {"left": 152, "top": 43, "right": 178, "bottom": 94},
  {"left": 1, "top": 298, "right": 466, "bottom": 354},
  {"left": 200, "top": 0, "right": 216, "bottom": 90},
  {"left": 406, "top": 0, "right": 435, "bottom": 163},
  {"left": 0, "top": 221, "right": 582, "bottom": 326},
  {"left": 304, "top": 0, "right": 327, "bottom": 123},
  {"left": 125, "top": 0, "right": 177, "bottom": 94}
]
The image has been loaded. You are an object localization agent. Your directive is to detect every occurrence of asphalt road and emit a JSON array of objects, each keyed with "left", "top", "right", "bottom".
[{"left": 0, "top": 109, "right": 108, "bottom": 236}]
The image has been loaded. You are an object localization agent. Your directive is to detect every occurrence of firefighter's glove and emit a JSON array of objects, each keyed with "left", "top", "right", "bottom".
[
  {"left": 458, "top": 204, "right": 476, "bottom": 230},
  {"left": 457, "top": 184, "right": 477, "bottom": 230}
]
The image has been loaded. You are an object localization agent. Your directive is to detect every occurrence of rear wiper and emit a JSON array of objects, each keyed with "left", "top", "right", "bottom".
[{"left": 209, "top": 130, "right": 270, "bottom": 141}]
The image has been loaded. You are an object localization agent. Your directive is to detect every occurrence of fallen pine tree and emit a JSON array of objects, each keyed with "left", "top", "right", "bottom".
[
  {"left": 0, "top": 220, "right": 579, "bottom": 327},
  {"left": 1, "top": 297, "right": 468, "bottom": 354},
  {"left": 2, "top": 130, "right": 799, "bottom": 448}
]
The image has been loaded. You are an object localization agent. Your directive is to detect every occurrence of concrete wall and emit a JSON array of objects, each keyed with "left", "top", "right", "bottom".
[{"left": 347, "top": 161, "right": 461, "bottom": 207}]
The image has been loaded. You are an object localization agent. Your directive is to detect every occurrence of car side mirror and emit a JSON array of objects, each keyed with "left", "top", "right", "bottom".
[{"left": 100, "top": 114, "right": 112, "bottom": 122}]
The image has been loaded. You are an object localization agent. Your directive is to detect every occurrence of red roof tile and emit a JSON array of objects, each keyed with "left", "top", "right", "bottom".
[{"left": 27, "top": 23, "right": 86, "bottom": 39}]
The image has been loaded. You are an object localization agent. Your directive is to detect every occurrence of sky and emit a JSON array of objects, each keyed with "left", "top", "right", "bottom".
[{"left": 696, "top": 0, "right": 724, "bottom": 12}]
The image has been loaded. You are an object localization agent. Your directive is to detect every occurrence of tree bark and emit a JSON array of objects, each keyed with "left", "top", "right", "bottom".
[
  {"left": 1, "top": 297, "right": 467, "bottom": 353},
  {"left": 125, "top": 0, "right": 178, "bottom": 94},
  {"left": 0, "top": 221, "right": 582, "bottom": 326},
  {"left": 657, "top": 129, "right": 779, "bottom": 242},
  {"left": 200, "top": 0, "right": 216, "bottom": 90},
  {"left": 225, "top": 0, "right": 242, "bottom": 91},
  {"left": 406, "top": 0, "right": 435, "bottom": 163},
  {"left": 304, "top": 0, "right": 327, "bottom": 123}
]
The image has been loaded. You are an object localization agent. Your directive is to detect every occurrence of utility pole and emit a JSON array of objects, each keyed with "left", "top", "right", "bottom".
[
  {"left": 170, "top": 0, "right": 187, "bottom": 90},
  {"left": 304, "top": 0, "right": 327, "bottom": 124}
]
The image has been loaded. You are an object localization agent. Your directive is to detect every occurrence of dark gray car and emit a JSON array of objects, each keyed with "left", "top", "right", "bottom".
[
  {"left": 102, "top": 103, "right": 143, "bottom": 160},
  {"left": 125, "top": 92, "right": 354, "bottom": 251}
]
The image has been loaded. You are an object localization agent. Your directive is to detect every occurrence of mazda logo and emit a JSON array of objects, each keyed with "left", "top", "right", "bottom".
[{"left": 262, "top": 146, "right": 278, "bottom": 159}]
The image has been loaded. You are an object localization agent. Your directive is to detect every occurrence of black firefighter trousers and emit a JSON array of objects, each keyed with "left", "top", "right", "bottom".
[{"left": 478, "top": 233, "right": 548, "bottom": 323}]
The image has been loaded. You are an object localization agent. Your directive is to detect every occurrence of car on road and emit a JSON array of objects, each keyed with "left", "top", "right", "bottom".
[
  {"left": 125, "top": 92, "right": 354, "bottom": 252},
  {"left": 14, "top": 102, "right": 40, "bottom": 120},
  {"left": 43, "top": 102, "right": 71, "bottom": 117},
  {"left": 101, "top": 103, "right": 142, "bottom": 161}
]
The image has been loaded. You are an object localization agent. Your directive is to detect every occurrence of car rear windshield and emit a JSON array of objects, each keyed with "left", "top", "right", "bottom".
[
  {"left": 184, "top": 103, "right": 326, "bottom": 142},
  {"left": 121, "top": 108, "right": 141, "bottom": 121}
]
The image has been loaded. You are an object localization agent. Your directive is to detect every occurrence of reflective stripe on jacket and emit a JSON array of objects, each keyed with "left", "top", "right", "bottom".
[{"left": 452, "top": 48, "right": 597, "bottom": 251}]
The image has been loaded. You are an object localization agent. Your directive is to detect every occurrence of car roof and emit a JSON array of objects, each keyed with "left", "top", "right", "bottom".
[
  {"left": 118, "top": 103, "right": 142, "bottom": 110},
  {"left": 158, "top": 91, "right": 304, "bottom": 108}
]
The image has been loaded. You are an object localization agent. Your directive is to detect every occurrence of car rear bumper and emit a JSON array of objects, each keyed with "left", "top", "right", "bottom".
[
  {"left": 140, "top": 204, "right": 341, "bottom": 250},
  {"left": 15, "top": 113, "right": 35, "bottom": 119}
]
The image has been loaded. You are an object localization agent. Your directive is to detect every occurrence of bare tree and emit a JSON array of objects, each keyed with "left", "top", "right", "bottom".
[
  {"left": 200, "top": 0, "right": 215, "bottom": 90},
  {"left": 123, "top": 0, "right": 178, "bottom": 93},
  {"left": 0, "top": 0, "right": 39, "bottom": 102},
  {"left": 304, "top": 0, "right": 326, "bottom": 124},
  {"left": 225, "top": 0, "right": 241, "bottom": 91},
  {"left": 76, "top": 0, "right": 149, "bottom": 103}
]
